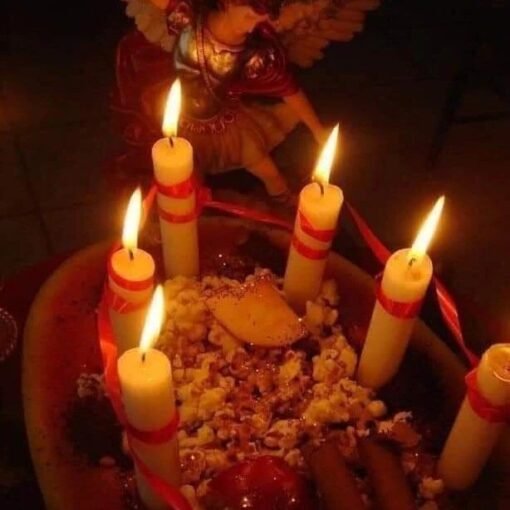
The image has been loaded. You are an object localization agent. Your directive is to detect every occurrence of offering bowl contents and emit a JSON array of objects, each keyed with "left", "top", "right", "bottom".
[{"left": 70, "top": 249, "right": 450, "bottom": 509}]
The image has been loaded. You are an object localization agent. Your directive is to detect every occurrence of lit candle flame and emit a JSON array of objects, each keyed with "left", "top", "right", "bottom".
[
  {"left": 162, "top": 79, "right": 182, "bottom": 138},
  {"left": 139, "top": 285, "right": 165, "bottom": 356},
  {"left": 409, "top": 196, "right": 445, "bottom": 263},
  {"left": 313, "top": 124, "right": 339, "bottom": 186},
  {"left": 121, "top": 188, "right": 142, "bottom": 255}
]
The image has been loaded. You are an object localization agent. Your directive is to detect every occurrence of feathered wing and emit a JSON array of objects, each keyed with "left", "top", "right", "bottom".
[
  {"left": 274, "top": 0, "right": 381, "bottom": 68},
  {"left": 122, "top": 0, "right": 176, "bottom": 52}
]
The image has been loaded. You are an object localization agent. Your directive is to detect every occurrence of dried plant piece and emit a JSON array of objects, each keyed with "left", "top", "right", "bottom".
[
  {"left": 206, "top": 277, "right": 305, "bottom": 347},
  {"left": 358, "top": 437, "right": 417, "bottom": 510},
  {"left": 303, "top": 440, "right": 365, "bottom": 510}
]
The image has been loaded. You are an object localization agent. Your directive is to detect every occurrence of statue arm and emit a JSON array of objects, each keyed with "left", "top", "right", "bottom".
[{"left": 283, "top": 90, "right": 327, "bottom": 145}]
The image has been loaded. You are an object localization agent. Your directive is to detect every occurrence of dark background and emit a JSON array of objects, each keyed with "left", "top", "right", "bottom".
[{"left": 1, "top": 0, "right": 509, "bottom": 507}]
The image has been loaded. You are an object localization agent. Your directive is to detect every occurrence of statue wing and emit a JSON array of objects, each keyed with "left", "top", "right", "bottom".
[
  {"left": 273, "top": 0, "right": 381, "bottom": 68},
  {"left": 123, "top": 0, "right": 177, "bottom": 52}
]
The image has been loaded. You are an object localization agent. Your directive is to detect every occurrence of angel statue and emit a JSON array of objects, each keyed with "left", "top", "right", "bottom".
[{"left": 114, "top": 0, "right": 379, "bottom": 202}]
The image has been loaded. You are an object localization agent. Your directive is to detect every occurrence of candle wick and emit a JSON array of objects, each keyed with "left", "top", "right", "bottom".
[
  {"left": 128, "top": 249, "right": 134, "bottom": 261},
  {"left": 408, "top": 257, "right": 417, "bottom": 268},
  {"left": 316, "top": 180, "right": 325, "bottom": 196},
  {"left": 169, "top": 136, "right": 175, "bottom": 148},
  {"left": 141, "top": 351, "right": 146, "bottom": 363}
]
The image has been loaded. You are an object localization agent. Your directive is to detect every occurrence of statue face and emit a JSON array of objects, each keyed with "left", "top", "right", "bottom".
[{"left": 224, "top": 4, "right": 269, "bottom": 37}]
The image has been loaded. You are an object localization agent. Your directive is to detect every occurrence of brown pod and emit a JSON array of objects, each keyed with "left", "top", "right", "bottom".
[
  {"left": 358, "top": 437, "right": 417, "bottom": 510},
  {"left": 304, "top": 441, "right": 366, "bottom": 510}
]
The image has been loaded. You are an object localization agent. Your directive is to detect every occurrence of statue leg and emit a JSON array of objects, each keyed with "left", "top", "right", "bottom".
[{"left": 245, "top": 156, "right": 289, "bottom": 197}]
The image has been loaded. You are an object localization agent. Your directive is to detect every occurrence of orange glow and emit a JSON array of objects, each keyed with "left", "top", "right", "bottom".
[
  {"left": 121, "top": 188, "right": 142, "bottom": 254},
  {"left": 139, "top": 285, "right": 165, "bottom": 355},
  {"left": 313, "top": 124, "right": 339, "bottom": 186},
  {"left": 162, "top": 79, "right": 182, "bottom": 138},
  {"left": 409, "top": 196, "right": 445, "bottom": 263}
]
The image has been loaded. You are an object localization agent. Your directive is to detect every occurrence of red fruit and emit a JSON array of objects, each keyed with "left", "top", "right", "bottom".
[{"left": 208, "top": 456, "right": 316, "bottom": 510}]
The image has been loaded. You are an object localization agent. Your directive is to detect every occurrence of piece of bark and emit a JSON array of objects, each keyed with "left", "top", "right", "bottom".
[
  {"left": 304, "top": 441, "right": 366, "bottom": 510},
  {"left": 358, "top": 437, "right": 417, "bottom": 510}
]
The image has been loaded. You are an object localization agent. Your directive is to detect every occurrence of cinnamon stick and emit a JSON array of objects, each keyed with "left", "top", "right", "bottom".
[
  {"left": 304, "top": 441, "right": 366, "bottom": 510},
  {"left": 358, "top": 437, "right": 417, "bottom": 510}
]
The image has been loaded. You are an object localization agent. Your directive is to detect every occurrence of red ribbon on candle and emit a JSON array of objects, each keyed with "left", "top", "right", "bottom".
[
  {"left": 289, "top": 210, "right": 335, "bottom": 260},
  {"left": 465, "top": 369, "right": 510, "bottom": 423},
  {"left": 291, "top": 235, "right": 329, "bottom": 260},
  {"left": 156, "top": 176, "right": 195, "bottom": 199},
  {"left": 126, "top": 411, "right": 180, "bottom": 445},
  {"left": 107, "top": 256, "right": 154, "bottom": 291},
  {"left": 104, "top": 284, "right": 150, "bottom": 313},
  {"left": 158, "top": 205, "right": 199, "bottom": 224},
  {"left": 298, "top": 210, "right": 335, "bottom": 242},
  {"left": 375, "top": 280, "right": 424, "bottom": 319}
]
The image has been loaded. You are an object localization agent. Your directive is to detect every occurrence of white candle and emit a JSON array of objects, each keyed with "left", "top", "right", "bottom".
[
  {"left": 118, "top": 286, "right": 180, "bottom": 510},
  {"left": 357, "top": 197, "right": 445, "bottom": 389},
  {"left": 109, "top": 189, "right": 155, "bottom": 355},
  {"left": 284, "top": 126, "right": 343, "bottom": 313},
  {"left": 153, "top": 80, "right": 199, "bottom": 278},
  {"left": 439, "top": 343, "right": 510, "bottom": 490}
]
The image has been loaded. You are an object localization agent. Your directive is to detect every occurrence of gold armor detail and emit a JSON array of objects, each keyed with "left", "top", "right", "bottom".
[{"left": 174, "top": 20, "right": 244, "bottom": 123}]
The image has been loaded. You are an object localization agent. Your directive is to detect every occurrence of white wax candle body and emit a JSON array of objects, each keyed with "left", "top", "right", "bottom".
[
  {"left": 357, "top": 249, "right": 433, "bottom": 389},
  {"left": 283, "top": 183, "right": 343, "bottom": 313},
  {"left": 153, "top": 137, "right": 199, "bottom": 278},
  {"left": 108, "top": 249, "right": 155, "bottom": 355},
  {"left": 439, "top": 344, "right": 510, "bottom": 490},
  {"left": 118, "top": 348, "right": 180, "bottom": 510}
]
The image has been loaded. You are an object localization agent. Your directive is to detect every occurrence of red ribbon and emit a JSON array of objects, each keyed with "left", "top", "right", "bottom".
[
  {"left": 158, "top": 205, "right": 199, "bottom": 224},
  {"left": 98, "top": 299, "right": 125, "bottom": 422},
  {"left": 376, "top": 281, "right": 424, "bottom": 319},
  {"left": 156, "top": 176, "right": 195, "bottom": 199},
  {"left": 465, "top": 369, "right": 510, "bottom": 423},
  {"left": 345, "top": 203, "right": 480, "bottom": 367},
  {"left": 151, "top": 184, "right": 294, "bottom": 231},
  {"left": 104, "top": 284, "right": 150, "bottom": 314},
  {"left": 291, "top": 235, "right": 329, "bottom": 260},
  {"left": 129, "top": 442, "right": 193, "bottom": 510},
  {"left": 107, "top": 256, "right": 154, "bottom": 291},
  {"left": 298, "top": 210, "right": 335, "bottom": 243},
  {"left": 126, "top": 412, "right": 180, "bottom": 445}
]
